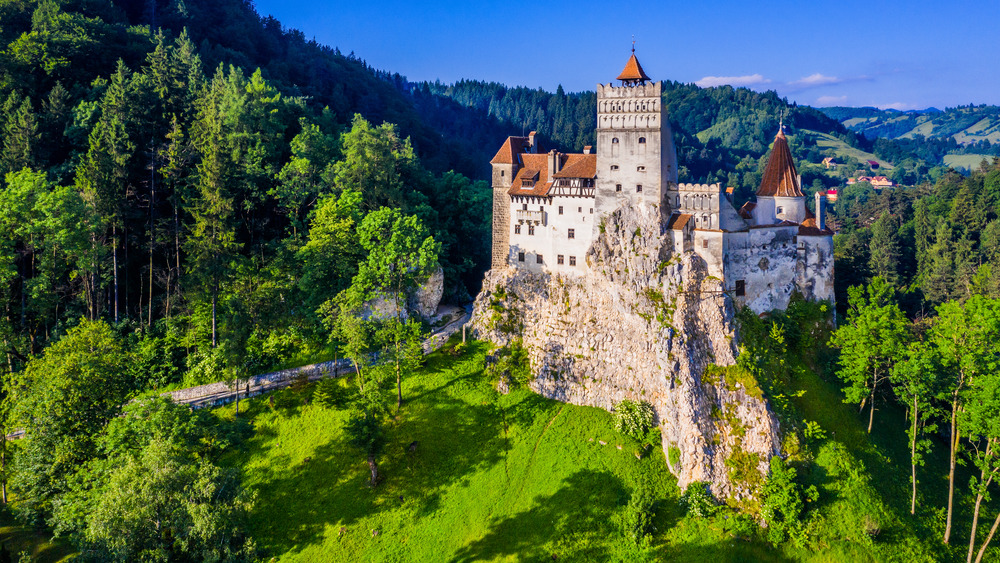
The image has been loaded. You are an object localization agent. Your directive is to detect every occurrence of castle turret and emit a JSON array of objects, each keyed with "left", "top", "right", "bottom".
[
  {"left": 594, "top": 48, "right": 678, "bottom": 234},
  {"left": 756, "top": 127, "right": 806, "bottom": 225},
  {"left": 490, "top": 135, "right": 533, "bottom": 269}
]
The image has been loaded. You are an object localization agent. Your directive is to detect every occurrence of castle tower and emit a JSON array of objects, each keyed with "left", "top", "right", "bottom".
[
  {"left": 756, "top": 126, "right": 806, "bottom": 224},
  {"left": 594, "top": 49, "right": 678, "bottom": 230},
  {"left": 489, "top": 133, "right": 535, "bottom": 270}
]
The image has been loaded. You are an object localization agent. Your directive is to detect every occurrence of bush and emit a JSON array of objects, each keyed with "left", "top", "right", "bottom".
[
  {"left": 668, "top": 446, "right": 681, "bottom": 469},
  {"left": 622, "top": 484, "right": 656, "bottom": 542},
  {"left": 679, "top": 481, "right": 716, "bottom": 517},
  {"left": 761, "top": 456, "right": 817, "bottom": 547},
  {"left": 613, "top": 400, "right": 655, "bottom": 440}
]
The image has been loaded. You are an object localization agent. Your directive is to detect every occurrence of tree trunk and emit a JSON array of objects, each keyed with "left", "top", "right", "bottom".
[
  {"left": 946, "top": 397, "right": 961, "bottom": 544},
  {"left": 367, "top": 453, "right": 378, "bottom": 487},
  {"left": 867, "top": 368, "right": 877, "bottom": 434},
  {"left": 211, "top": 280, "right": 217, "bottom": 348},
  {"left": 969, "top": 440, "right": 996, "bottom": 562},
  {"left": 911, "top": 396, "right": 918, "bottom": 515},
  {"left": 353, "top": 360, "right": 364, "bottom": 393},
  {"left": 112, "top": 223, "right": 119, "bottom": 323},
  {"left": 975, "top": 508, "right": 1000, "bottom": 563},
  {"left": 1, "top": 433, "right": 7, "bottom": 504}
]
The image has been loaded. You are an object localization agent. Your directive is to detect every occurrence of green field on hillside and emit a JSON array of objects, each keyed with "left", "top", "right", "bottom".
[
  {"left": 943, "top": 154, "right": 994, "bottom": 171},
  {"left": 802, "top": 130, "right": 893, "bottom": 170},
  {"left": 209, "top": 339, "right": 994, "bottom": 562}
]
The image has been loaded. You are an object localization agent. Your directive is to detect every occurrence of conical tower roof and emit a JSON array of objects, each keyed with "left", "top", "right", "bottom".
[
  {"left": 617, "top": 51, "right": 650, "bottom": 84},
  {"left": 757, "top": 128, "right": 804, "bottom": 197}
]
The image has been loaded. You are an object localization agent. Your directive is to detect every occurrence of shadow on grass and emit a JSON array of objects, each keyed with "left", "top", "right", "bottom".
[
  {"left": 450, "top": 469, "right": 626, "bottom": 562},
  {"left": 241, "top": 348, "right": 515, "bottom": 559}
]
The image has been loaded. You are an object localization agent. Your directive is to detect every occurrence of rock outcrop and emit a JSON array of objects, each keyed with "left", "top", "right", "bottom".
[{"left": 471, "top": 203, "right": 781, "bottom": 499}]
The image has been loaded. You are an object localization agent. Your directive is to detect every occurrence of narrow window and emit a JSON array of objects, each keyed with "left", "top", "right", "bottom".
[
  {"left": 568, "top": 229, "right": 575, "bottom": 239},
  {"left": 557, "top": 255, "right": 564, "bottom": 265},
  {"left": 616, "top": 184, "right": 622, "bottom": 192},
  {"left": 569, "top": 256, "right": 577, "bottom": 266},
  {"left": 514, "top": 224, "right": 521, "bottom": 234},
  {"left": 518, "top": 252, "right": 525, "bottom": 262},
  {"left": 578, "top": 207, "right": 582, "bottom": 213},
  {"left": 558, "top": 206, "right": 564, "bottom": 215},
  {"left": 638, "top": 137, "right": 646, "bottom": 144},
  {"left": 735, "top": 280, "right": 745, "bottom": 296},
  {"left": 501, "top": 170, "right": 505, "bottom": 177},
  {"left": 702, "top": 239, "right": 709, "bottom": 249},
  {"left": 522, "top": 203, "right": 528, "bottom": 211},
  {"left": 536, "top": 255, "right": 543, "bottom": 264},
  {"left": 636, "top": 185, "right": 643, "bottom": 193},
  {"left": 589, "top": 208, "right": 593, "bottom": 214},
  {"left": 528, "top": 225, "right": 535, "bottom": 236}
]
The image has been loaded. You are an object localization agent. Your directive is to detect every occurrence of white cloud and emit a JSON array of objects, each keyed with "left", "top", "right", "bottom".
[
  {"left": 879, "top": 102, "right": 919, "bottom": 111},
  {"left": 695, "top": 74, "right": 771, "bottom": 88},
  {"left": 815, "top": 95, "right": 848, "bottom": 106},
  {"left": 788, "top": 73, "right": 842, "bottom": 88}
]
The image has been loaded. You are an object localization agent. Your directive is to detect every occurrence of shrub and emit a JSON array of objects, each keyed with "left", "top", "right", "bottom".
[
  {"left": 613, "top": 400, "right": 655, "bottom": 440},
  {"left": 668, "top": 446, "right": 681, "bottom": 469},
  {"left": 622, "top": 484, "right": 656, "bottom": 542},
  {"left": 679, "top": 481, "right": 716, "bottom": 517},
  {"left": 761, "top": 456, "right": 817, "bottom": 547}
]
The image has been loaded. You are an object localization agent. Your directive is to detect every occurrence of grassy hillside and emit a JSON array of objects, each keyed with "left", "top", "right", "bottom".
[
  {"left": 821, "top": 106, "right": 1000, "bottom": 144},
  {"left": 207, "top": 338, "right": 996, "bottom": 562}
]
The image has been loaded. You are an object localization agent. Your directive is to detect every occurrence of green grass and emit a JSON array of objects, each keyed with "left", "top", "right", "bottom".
[
  {"left": 802, "top": 129, "right": 894, "bottom": 170},
  {"left": 0, "top": 507, "right": 75, "bottom": 562},
  {"left": 213, "top": 340, "right": 999, "bottom": 561},
  {"left": 943, "top": 154, "right": 993, "bottom": 172}
]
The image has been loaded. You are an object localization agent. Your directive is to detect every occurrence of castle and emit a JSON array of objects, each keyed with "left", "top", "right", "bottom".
[{"left": 489, "top": 50, "right": 834, "bottom": 313}]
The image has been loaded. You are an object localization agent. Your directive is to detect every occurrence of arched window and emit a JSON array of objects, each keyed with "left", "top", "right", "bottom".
[
  {"left": 612, "top": 137, "right": 619, "bottom": 144},
  {"left": 638, "top": 137, "right": 646, "bottom": 144}
]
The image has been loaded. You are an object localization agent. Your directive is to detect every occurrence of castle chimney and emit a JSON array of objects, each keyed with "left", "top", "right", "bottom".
[
  {"left": 583, "top": 145, "right": 592, "bottom": 155},
  {"left": 815, "top": 191, "right": 827, "bottom": 231},
  {"left": 548, "top": 149, "right": 561, "bottom": 175},
  {"left": 528, "top": 131, "right": 537, "bottom": 153}
]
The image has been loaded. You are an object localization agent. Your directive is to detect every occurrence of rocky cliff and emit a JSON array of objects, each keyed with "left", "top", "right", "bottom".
[{"left": 471, "top": 203, "right": 781, "bottom": 499}]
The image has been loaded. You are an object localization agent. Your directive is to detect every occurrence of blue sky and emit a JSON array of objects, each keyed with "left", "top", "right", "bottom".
[{"left": 252, "top": 0, "right": 1000, "bottom": 110}]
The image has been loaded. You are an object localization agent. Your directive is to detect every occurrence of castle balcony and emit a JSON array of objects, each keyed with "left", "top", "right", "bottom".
[{"left": 516, "top": 210, "right": 544, "bottom": 225}]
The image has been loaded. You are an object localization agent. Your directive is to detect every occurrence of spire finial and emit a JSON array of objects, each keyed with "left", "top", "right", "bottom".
[{"left": 632, "top": 35, "right": 635, "bottom": 53}]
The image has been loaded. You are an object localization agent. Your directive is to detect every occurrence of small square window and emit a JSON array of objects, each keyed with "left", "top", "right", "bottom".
[
  {"left": 514, "top": 224, "right": 521, "bottom": 234},
  {"left": 568, "top": 229, "right": 575, "bottom": 239},
  {"left": 536, "top": 255, "right": 543, "bottom": 264},
  {"left": 528, "top": 225, "right": 535, "bottom": 236},
  {"left": 636, "top": 185, "right": 643, "bottom": 193},
  {"left": 522, "top": 204, "right": 528, "bottom": 210},
  {"left": 611, "top": 165, "right": 619, "bottom": 171},
  {"left": 616, "top": 184, "right": 622, "bottom": 192},
  {"left": 558, "top": 206, "right": 564, "bottom": 215},
  {"left": 735, "top": 280, "right": 745, "bottom": 296},
  {"left": 557, "top": 255, "right": 564, "bottom": 265},
  {"left": 518, "top": 252, "right": 525, "bottom": 262}
]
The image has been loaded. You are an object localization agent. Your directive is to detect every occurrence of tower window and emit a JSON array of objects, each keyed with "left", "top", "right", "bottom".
[
  {"left": 518, "top": 252, "right": 525, "bottom": 262},
  {"left": 558, "top": 206, "right": 564, "bottom": 215},
  {"left": 528, "top": 225, "right": 535, "bottom": 236},
  {"left": 514, "top": 224, "right": 521, "bottom": 234},
  {"left": 523, "top": 204, "right": 528, "bottom": 210},
  {"left": 611, "top": 165, "right": 619, "bottom": 171},
  {"left": 636, "top": 185, "right": 643, "bottom": 193},
  {"left": 703, "top": 239, "right": 709, "bottom": 249},
  {"left": 569, "top": 256, "right": 577, "bottom": 266},
  {"left": 536, "top": 255, "right": 543, "bottom": 264},
  {"left": 616, "top": 184, "right": 622, "bottom": 192},
  {"left": 776, "top": 206, "right": 784, "bottom": 214},
  {"left": 578, "top": 207, "right": 582, "bottom": 213},
  {"left": 637, "top": 166, "right": 646, "bottom": 172},
  {"left": 612, "top": 137, "right": 619, "bottom": 144},
  {"left": 568, "top": 229, "right": 575, "bottom": 239},
  {"left": 735, "top": 280, "right": 746, "bottom": 296},
  {"left": 501, "top": 170, "right": 505, "bottom": 177},
  {"left": 589, "top": 208, "right": 593, "bottom": 214},
  {"left": 557, "top": 255, "right": 564, "bottom": 265},
  {"left": 638, "top": 137, "right": 646, "bottom": 144}
]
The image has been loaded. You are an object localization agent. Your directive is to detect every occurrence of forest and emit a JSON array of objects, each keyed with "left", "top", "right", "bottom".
[{"left": 1, "top": 0, "right": 1000, "bottom": 561}]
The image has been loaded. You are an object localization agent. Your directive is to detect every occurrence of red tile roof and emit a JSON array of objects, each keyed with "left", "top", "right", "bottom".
[
  {"left": 738, "top": 201, "right": 757, "bottom": 219},
  {"left": 757, "top": 130, "right": 804, "bottom": 198},
  {"left": 490, "top": 136, "right": 531, "bottom": 165},
  {"left": 551, "top": 154, "right": 597, "bottom": 179},
  {"left": 508, "top": 154, "right": 552, "bottom": 197},
  {"left": 617, "top": 52, "right": 651, "bottom": 82},
  {"left": 667, "top": 213, "right": 692, "bottom": 231}
]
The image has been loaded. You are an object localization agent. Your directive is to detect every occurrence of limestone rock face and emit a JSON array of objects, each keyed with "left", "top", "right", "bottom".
[
  {"left": 471, "top": 203, "right": 781, "bottom": 499},
  {"left": 363, "top": 265, "right": 445, "bottom": 321}
]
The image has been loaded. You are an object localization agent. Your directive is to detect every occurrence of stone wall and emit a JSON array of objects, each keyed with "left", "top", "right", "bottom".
[{"left": 471, "top": 202, "right": 781, "bottom": 499}]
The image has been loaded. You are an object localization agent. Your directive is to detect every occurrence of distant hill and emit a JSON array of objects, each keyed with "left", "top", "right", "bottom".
[{"left": 820, "top": 105, "right": 1000, "bottom": 145}]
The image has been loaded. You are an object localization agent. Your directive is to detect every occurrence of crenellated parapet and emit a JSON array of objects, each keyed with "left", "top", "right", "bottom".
[{"left": 676, "top": 183, "right": 723, "bottom": 192}]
